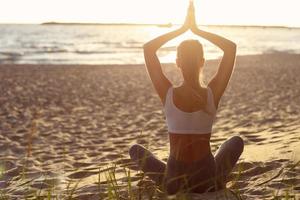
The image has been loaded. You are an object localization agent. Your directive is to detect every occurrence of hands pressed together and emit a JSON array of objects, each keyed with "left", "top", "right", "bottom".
[{"left": 181, "top": 1, "right": 199, "bottom": 33}]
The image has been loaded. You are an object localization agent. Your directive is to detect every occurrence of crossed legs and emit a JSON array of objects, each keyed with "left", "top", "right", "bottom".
[
  {"left": 129, "top": 136, "right": 244, "bottom": 193},
  {"left": 129, "top": 144, "right": 166, "bottom": 186},
  {"left": 214, "top": 136, "right": 244, "bottom": 187}
]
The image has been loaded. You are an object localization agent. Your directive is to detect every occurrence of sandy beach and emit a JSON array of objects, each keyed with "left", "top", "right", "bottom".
[{"left": 0, "top": 53, "right": 299, "bottom": 199}]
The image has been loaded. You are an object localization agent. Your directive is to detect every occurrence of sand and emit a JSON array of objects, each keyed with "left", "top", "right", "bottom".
[{"left": 0, "top": 53, "right": 299, "bottom": 199}]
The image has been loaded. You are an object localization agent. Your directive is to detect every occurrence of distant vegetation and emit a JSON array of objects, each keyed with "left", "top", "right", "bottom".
[
  {"left": 40, "top": 22, "right": 295, "bottom": 29},
  {"left": 41, "top": 22, "right": 170, "bottom": 27}
]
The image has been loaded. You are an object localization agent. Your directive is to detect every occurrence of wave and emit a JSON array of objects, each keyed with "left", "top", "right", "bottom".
[
  {"left": 160, "top": 46, "right": 176, "bottom": 51},
  {"left": 93, "top": 41, "right": 143, "bottom": 49},
  {"left": 263, "top": 49, "right": 297, "bottom": 54},
  {"left": 74, "top": 50, "right": 115, "bottom": 54},
  {"left": 0, "top": 51, "right": 23, "bottom": 64},
  {"left": 74, "top": 48, "right": 142, "bottom": 54},
  {"left": 34, "top": 49, "right": 69, "bottom": 54},
  {"left": 0, "top": 51, "right": 23, "bottom": 57}
]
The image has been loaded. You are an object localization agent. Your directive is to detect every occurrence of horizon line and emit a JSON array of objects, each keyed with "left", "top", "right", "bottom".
[{"left": 0, "top": 22, "right": 299, "bottom": 29}]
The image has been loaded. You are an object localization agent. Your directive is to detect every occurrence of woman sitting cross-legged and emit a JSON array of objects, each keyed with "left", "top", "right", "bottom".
[{"left": 129, "top": 2, "right": 244, "bottom": 194}]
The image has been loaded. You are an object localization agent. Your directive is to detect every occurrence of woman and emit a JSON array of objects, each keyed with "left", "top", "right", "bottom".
[{"left": 129, "top": 2, "right": 244, "bottom": 194}]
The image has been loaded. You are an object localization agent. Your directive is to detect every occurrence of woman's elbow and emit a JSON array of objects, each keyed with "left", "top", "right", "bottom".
[
  {"left": 228, "top": 41, "right": 237, "bottom": 51},
  {"left": 143, "top": 43, "right": 156, "bottom": 54},
  {"left": 225, "top": 42, "right": 237, "bottom": 55},
  {"left": 143, "top": 41, "right": 154, "bottom": 49},
  {"left": 143, "top": 43, "right": 149, "bottom": 49},
  {"left": 231, "top": 42, "right": 237, "bottom": 52}
]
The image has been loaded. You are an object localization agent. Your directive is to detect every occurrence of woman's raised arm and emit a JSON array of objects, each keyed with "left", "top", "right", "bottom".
[
  {"left": 143, "top": 15, "right": 189, "bottom": 104},
  {"left": 189, "top": 2, "right": 237, "bottom": 108}
]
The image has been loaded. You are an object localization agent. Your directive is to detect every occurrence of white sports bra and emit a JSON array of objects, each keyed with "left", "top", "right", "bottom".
[{"left": 164, "top": 86, "right": 217, "bottom": 134}]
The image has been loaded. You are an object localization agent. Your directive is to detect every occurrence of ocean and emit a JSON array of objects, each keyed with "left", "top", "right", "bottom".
[{"left": 0, "top": 24, "right": 299, "bottom": 65}]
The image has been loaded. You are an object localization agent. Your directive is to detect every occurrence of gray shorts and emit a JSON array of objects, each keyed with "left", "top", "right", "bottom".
[{"left": 165, "top": 153, "right": 217, "bottom": 194}]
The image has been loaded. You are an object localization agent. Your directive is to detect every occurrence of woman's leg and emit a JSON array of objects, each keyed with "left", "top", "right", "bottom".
[
  {"left": 214, "top": 136, "right": 244, "bottom": 186},
  {"left": 129, "top": 144, "right": 166, "bottom": 185}
]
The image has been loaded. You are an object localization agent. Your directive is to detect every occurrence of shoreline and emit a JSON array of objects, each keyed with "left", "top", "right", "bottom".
[{"left": 1, "top": 52, "right": 299, "bottom": 68}]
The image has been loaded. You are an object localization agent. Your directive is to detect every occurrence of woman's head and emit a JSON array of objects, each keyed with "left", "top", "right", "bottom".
[{"left": 176, "top": 39, "right": 205, "bottom": 83}]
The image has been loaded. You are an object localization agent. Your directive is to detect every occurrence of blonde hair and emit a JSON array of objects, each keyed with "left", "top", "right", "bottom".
[
  {"left": 177, "top": 39, "right": 204, "bottom": 67},
  {"left": 177, "top": 40, "right": 211, "bottom": 114}
]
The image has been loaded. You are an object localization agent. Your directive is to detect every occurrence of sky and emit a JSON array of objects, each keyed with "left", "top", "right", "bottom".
[{"left": 0, "top": 0, "right": 299, "bottom": 27}]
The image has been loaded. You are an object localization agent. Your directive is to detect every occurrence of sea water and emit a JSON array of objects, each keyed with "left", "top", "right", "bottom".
[{"left": 0, "top": 24, "right": 299, "bottom": 65}]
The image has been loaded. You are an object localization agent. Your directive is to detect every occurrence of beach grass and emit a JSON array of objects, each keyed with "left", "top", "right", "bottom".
[
  {"left": 0, "top": 152, "right": 299, "bottom": 199},
  {"left": 0, "top": 126, "right": 299, "bottom": 200}
]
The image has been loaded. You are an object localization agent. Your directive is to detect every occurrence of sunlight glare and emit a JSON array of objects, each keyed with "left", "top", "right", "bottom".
[{"left": 0, "top": 0, "right": 299, "bottom": 27}]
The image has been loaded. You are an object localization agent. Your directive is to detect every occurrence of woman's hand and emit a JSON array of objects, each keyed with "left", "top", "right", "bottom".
[
  {"left": 181, "top": 1, "right": 198, "bottom": 32},
  {"left": 188, "top": 1, "right": 198, "bottom": 32},
  {"left": 180, "top": 10, "right": 190, "bottom": 32}
]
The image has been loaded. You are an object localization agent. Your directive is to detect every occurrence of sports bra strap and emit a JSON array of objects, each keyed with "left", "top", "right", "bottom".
[
  {"left": 207, "top": 87, "right": 216, "bottom": 110},
  {"left": 164, "top": 86, "right": 173, "bottom": 107}
]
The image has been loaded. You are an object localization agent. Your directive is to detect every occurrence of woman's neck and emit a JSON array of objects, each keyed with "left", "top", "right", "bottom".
[{"left": 182, "top": 80, "right": 202, "bottom": 90}]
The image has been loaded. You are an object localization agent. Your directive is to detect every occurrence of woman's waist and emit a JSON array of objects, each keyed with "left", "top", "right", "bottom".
[{"left": 169, "top": 133, "right": 212, "bottom": 163}]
